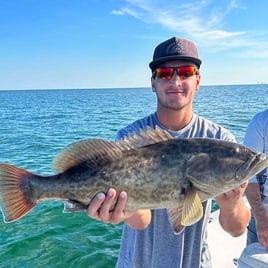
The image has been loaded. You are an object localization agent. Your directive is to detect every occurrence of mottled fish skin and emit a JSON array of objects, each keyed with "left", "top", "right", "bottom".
[{"left": 0, "top": 126, "right": 267, "bottom": 232}]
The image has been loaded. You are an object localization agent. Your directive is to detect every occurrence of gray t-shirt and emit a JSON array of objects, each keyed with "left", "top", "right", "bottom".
[{"left": 115, "top": 112, "right": 235, "bottom": 268}]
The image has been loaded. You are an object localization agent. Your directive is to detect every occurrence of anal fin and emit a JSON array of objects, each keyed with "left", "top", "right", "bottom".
[{"left": 64, "top": 200, "right": 87, "bottom": 212}]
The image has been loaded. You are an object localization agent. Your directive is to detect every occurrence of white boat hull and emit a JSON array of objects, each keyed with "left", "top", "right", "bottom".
[{"left": 208, "top": 208, "right": 246, "bottom": 267}]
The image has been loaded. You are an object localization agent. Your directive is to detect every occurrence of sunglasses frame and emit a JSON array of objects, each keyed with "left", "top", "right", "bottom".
[{"left": 154, "top": 65, "right": 198, "bottom": 80}]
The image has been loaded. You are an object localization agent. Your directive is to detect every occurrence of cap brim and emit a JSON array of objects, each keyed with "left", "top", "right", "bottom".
[{"left": 149, "top": 56, "right": 202, "bottom": 70}]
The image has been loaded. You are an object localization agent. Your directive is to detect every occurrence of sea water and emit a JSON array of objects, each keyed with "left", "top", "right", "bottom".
[{"left": 0, "top": 85, "right": 267, "bottom": 267}]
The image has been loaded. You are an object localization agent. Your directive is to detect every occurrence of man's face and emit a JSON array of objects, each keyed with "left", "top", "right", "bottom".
[{"left": 151, "top": 60, "right": 201, "bottom": 112}]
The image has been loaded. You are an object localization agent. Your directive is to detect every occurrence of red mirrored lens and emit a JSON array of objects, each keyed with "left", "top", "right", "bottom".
[
  {"left": 177, "top": 66, "right": 195, "bottom": 79},
  {"left": 156, "top": 67, "right": 174, "bottom": 80},
  {"left": 155, "top": 66, "right": 196, "bottom": 80}
]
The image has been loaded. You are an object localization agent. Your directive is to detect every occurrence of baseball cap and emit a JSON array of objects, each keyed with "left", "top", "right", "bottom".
[{"left": 149, "top": 37, "right": 202, "bottom": 71}]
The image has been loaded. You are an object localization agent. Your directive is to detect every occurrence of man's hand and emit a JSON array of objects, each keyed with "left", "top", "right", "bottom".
[
  {"left": 87, "top": 188, "right": 133, "bottom": 224},
  {"left": 215, "top": 182, "right": 248, "bottom": 208},
  {"left": 86, "top": 188, "right": 151, "bottom": 229}
]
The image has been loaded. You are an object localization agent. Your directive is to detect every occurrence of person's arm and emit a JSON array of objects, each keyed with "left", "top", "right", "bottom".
[
  {"left": 243, "top": 111, "right": 268, "bottom": 248},
  {"left": 215, "top": 182, "right": 250, "bottom": 237},
  {"left": 246, "top": 182, "right": 268, "bottom": 249},
  {"left": 86, "top": 188, "right": 151, "bottom": 230}
]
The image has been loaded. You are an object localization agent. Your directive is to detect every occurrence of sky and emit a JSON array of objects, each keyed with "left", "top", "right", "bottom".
[{"left": 1, "top": 0, "right": 268, "bottom": 90}]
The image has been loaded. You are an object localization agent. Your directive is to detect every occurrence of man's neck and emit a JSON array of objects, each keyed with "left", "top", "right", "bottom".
[{"left": 156, "top": 108, "right": 193, "bottom": 131}]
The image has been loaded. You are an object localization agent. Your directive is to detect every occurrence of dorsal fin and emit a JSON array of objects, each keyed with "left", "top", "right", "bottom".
[
  {"left": 118, "top": 125, "right": 173, "bottom": 149},
  {"left": 52, "top": 126, "right": 173, "bottom": 173},
  {"left": 52, "top": 139, "right": 123, "bottom": 173}
]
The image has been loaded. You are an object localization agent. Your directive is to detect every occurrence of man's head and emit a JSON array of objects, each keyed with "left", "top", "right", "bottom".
[
  {"left": 149, "top": 37, "right": 202, "bottom": 118},
  {"left": 149, "top": 37, "right": 202, "bottom": 72}
]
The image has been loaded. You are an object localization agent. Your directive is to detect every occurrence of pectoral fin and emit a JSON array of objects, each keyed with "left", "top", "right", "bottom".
[
  {"left": 167, "top": 190, "right": 203, "bottom": 233},
  {"left": 181, "top": 190, "right": 203, "bottom": 226},
  {"left": 167, "top": 206, "right": 185, "bottom": 234}
]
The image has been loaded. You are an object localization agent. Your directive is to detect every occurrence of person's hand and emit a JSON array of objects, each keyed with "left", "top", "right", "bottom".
[
  {"left": 215, "top": 181, "right": 248, "bottom": 208},
  {"left": 86, "top": 188, "right": 136, "bottom": 225}
]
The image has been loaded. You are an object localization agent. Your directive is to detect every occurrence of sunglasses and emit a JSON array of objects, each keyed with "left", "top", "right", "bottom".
[{"left": 154, "top": 66, "right": 197, "bottom": 80}]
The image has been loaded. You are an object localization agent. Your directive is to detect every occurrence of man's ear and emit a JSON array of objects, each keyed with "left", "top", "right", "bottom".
[
  {"left": 151, "top": 77, "right": 156, "bottom": 92},
  {"left": 195, "top": 70, "right": 201, "bottom": 91}
]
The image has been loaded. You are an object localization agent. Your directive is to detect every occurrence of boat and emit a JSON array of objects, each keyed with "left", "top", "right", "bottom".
[
  {"left": 208, "top": 208, "right": 246, "bottom": 267},
  {"left": 208, "top": 199, "right": 268, "bottom": 267}
]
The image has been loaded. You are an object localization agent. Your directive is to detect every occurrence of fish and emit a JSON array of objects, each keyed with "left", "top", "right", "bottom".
[{"left": 0, "top": 126, "right": 268, "bottom": 232}]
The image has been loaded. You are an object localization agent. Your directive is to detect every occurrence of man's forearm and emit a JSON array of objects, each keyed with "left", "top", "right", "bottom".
[
  {"left": 218, "top": 197, "right": 250, "bottom": 237},
  {"left": 216, "top": 183, "right": 250, "bottom": 237},
  {"left": 246, "top": 183, "right": 268, "bottom": 223}
]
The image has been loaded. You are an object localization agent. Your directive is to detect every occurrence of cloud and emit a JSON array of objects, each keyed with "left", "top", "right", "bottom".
[
  {"left": 112, "top": 0, "right": 242, "bottom": 38},
  {"left": 111, "top": 0, "right": 268, "bottom": 57},
  {"left": 111, "top": 7, "right": 141, "bottom": 19}
]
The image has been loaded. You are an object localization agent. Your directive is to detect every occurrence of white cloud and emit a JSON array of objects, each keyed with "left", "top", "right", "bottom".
[
  {"left": 112, "top": 7, "right": 141, "bottom": 19},
  {"left": 112, "top": 0, "right": 268, "bottom": 58},
  {"left": 113, "top": 0, "right": 242, "bottom": 37}
]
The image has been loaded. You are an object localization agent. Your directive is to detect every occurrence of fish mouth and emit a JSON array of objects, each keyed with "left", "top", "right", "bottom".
[{"left": 236, "top": 152, "right": 268, "bottom": 180}]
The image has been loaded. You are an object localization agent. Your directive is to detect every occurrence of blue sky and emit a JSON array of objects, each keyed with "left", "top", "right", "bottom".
[{"left": 1, "top": 0, "right": 268, "bottom": 90}]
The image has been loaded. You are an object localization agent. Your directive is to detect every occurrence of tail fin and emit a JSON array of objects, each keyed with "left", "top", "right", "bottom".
[{"left": 0, "top": 163, "right": 37, "bottom": 222}]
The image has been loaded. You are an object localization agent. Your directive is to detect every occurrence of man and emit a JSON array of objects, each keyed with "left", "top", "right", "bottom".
[
  {"left": 244, "top": 109, "right": 268, "bottom": 250},
  {"left": 87, "top": 37, "right": 250, "bottom": 267}
]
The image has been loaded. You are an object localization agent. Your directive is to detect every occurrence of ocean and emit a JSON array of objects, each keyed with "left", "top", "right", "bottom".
[{"left": 0, "top": 85, "right": 267, "bottom": 267}]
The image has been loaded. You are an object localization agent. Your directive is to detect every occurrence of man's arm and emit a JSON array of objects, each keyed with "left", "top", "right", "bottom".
[
  {"left": 215, "top": 182, "right": 250, "bottom": 237},
  {"left": 245, "top": 182, "right": 268, "bottom": 249}
]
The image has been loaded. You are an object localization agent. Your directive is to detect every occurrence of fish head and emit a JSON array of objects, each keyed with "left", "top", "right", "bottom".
[
  {"left": 185, "top": 139, "right": 268, "bottom": 197},
  {"left": 234, "top": 148, "right": 268, "bottom": 180}
]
